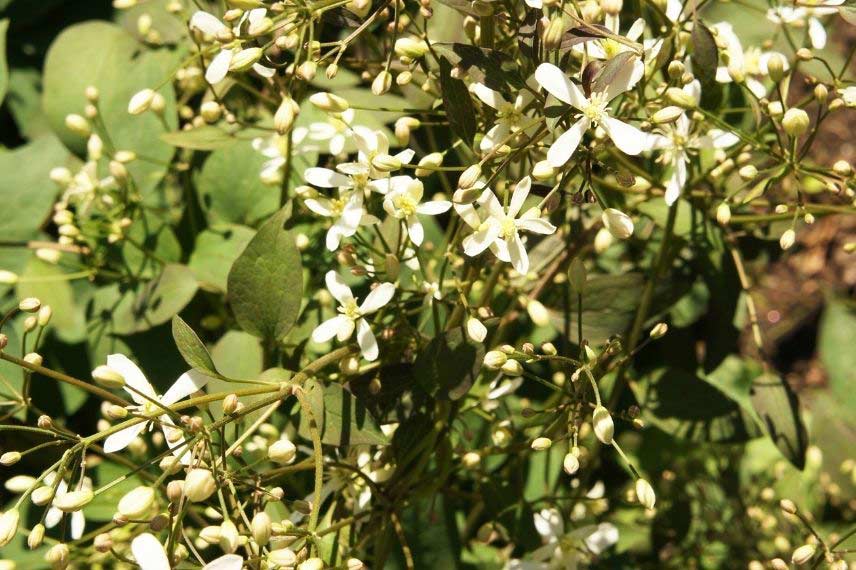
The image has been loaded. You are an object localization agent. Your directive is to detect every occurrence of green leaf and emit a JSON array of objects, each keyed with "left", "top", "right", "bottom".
[
  {"left": 94, "top": 264, "right": 198, "bottom": 335},
  {"left": 161, "top": 126, "right": 239, "bottom": 150},
  {"left": 206, "top": 331, "right": 266, "bottom": 421},
  {"left": 818, "top": 296, "right": 856, "bottom": 412},
  {"left": 414, "top": 328, "right": 484, "bottom": 400},
  {"left": 172, "top": 315, "right": 222, "bottom": 379},
  {"left": 116, "top": 0, "right": 186, "bottom": 44},
  {"left": 42, "top": 21, "right": 177, "bottom": 194},
  {"left": 690, "top": 19, "right": 721, "bottom": 106},
  {"left": 0, "top": 135, "right": 69, "bottom": 240},
  {"left": 86, "top": 461, "right": 146, "bottom": 522},
  {"left": 386, "top": 497, "right": 462, "bottom": 570},
  {"left": 227, "top": 206, "right": 302, "bottom": 342},
  {"left": 16, "top": 258, "right": 87, "bottom": 343},
  {"left": 188, "top": 224, "right": 255, "bottom": 292},
  {"left": 0, "top": 19, "right": 9, "bottom": 104},
  {"left": 749, "top": 372, "right": 808, "bottom": 469},
  {"left": 298, "top": 379, "right": 388, "bottom": 447},
  {"left": 439, "top": 56, "right": 477, "bottom": 149}
]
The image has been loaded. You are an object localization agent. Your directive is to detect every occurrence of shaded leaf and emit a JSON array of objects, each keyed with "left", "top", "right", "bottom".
[
  {"left": 749, "top": 372, "right": 808, "bottom": 469},
  {"left": 818, "top": 296, "right": 856, "bottom": 412},
  {"left": 592, "top": 51, "right": 636, "bottom": 96},
  {"left": 0, "top": 18, "right": 8, "bottom": 104},
  {"left": 172, "top": 315, "right": 222, "bottom": 379},
  {"left": 414, "top": 327, "right": 484, "bottom": 400},
  {"left": 161, "top": 126, "right": 238, "bottom": 150},
  {"left": 298, "top": 379, "right": 388, "bottom": 446},
  {"left": 227, "top": 206, "right": 302, "bottom": 342},
  {"left": 439, "top": 56, "right": 477, "bottom": 149},
  {"left": 188, "top": 224, "right": 256, "bottom": 292}
]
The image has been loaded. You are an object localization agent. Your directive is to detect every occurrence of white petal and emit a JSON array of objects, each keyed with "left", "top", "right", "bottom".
[
  {"left": 304, "top": 167, "right": 351, "bottom": 188},
  {"left": 161, "top": 415, "right": 192, "bottom": 465},
  {"left": 746, "top": 77, "right": 768, "bottom": 98},
  {"left": 203, "top": 554, "right": 244, "bottom": 570},
  {"left": 325, "top": 270, "right": 355, "bottom": 305},
  {"left": 508, "top": 233, "right": 529, "bottom": 274},
  {"left": 205, "top": 49, "right": 233, "bottom": 85},
  {"left": 416, "top": 200, "right": 451, "bottom": 215},
  {"left": 304, "top": 198, "right": 334, "bottom": 217},
  {"left": 480, "top": 123, "right": 510, "bottom": 152},
  {"left": 666, "top": 0, "right": 683, "bottom": 21},
  {"left": 602, "top": 116, "right": 649, "bottom": 155},
  {"left": 534, "top": 63, "right": 586, "bottom": 108},
  {"left": 190, "top": 11, "right": 227, "bottom": 35},
  {"left": 131, "top": 533, "right": 170, "bottom": 570},
  {"left": 325, "top": 226, "right": 343, "bottom": 251},
  {"left": 471, "top": 83, "right": 508, "bottom": 110},
  {"left": 335, "top": 317, "right": 356, "bottom": 342},
  {"left": 252, "top": 63, "right": 275, "bottom": 78},
  {"left": 161, "top": 370, "right": 211, "bottom": 405},
  {"left": 103, "top": 422, "right": 147, "bottom": 454},
  {"left": 406, "top": 216, "right": 424, "bottom": 246},
  {"left": 45, "top": 506, "right": 62, "bottom": 529},
  {"left": 108, "top": 354, "right": 156, "bottom": 404},
  {"left": 509, "top": 176, "right": 531, "bottom": 218},
  {"left": 516, "top": 217, "right": 556, "bottom": 235},
  {"left": 356, "top": 319, "right": 379, "bottom": 361},
  {"left": 394, "top": 149, "right": 415, "bottom": 165},
  {"left": 463, "top": 222, "right": 501, "bottom": 256},
  {"left": 359, "top": 282, "right": 395, "bottom": 314},
  {"left": 808, "top": 18, "right": 827, "bottom": 49},
  {"left": 312, "top": 315, "right": 351, "bottom": 343},
  {"left": 534, "top": 508, "right": 563, "bottom": 540},
  {"left": 71, "top": 510, "right": 85, "bottom": 540},
  {"left": 547, "top": 117, "right": 589, "bottom": 167},
  {"left": 605, "top": 55, "right": 643, "bottom": 101},
  {"left": 664, "top": 158, "right": 687, "bottom": 205},
  {"left": 627, "top": 18, "right": 646, "bottom": 41}
]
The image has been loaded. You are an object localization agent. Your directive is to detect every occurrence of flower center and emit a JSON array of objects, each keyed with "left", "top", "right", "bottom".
[
  {"left": 601, "top": 39, "right": 622, "bottom": 59},
  {"left": 582, "top": 92, "right": 609, "bottom": 124},
  {"left": 329, "top": 198, "right": 346, "bottom": 216},
  {"left": 392, "top": 194, "right": 417, "bottom": 217},
  {"left": 339, "top": 299, "right": 361, "bottom": 320},
  {"left": 500, "top": 216, "right": 517, "bottom": 240}
]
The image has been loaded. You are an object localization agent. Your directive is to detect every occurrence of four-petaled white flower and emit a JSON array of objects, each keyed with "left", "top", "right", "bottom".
[
  {"left": 131, "top": 533, "right": 243, "bottom": 570},
  {"left": 353, "top": 127, "right": 415, "bottom": 178},
  {"left": 646, "top": 82, "right": 740, "bottom": 203},
  {"left": 311, "top": 271, "right": 396, "bottom": 361},
  {"left": 457, "top": 177, "right": 556, "bottom": 274},
  {"left": 189, "top": 10, "right": 274, "bottom": 84},
  {"left": 471, "top": 83, "right": 536, "bottom": 153},
  {"left": 767, "top": 0, "right": 844, "bottom": 50},
  {"left": 711, "top": 22, "right": 788, "bottom": 97},
  {"left": 382, "top": 176, "right": 451, "bottom": 245},
  {"left": 535, "top": 60, "right": 651, "bottom": 167},
  {"left": 102, "top": 354, "right": 210, "bottom": 465},
  {"left": 252, "top": 128, "right": 310, "bottom": 185},
  {"left": 507, "top": 508, "right": 619, "bottom": 569},
  {"left": 44, "top": 472, "right": 92, "bottom": 540}
]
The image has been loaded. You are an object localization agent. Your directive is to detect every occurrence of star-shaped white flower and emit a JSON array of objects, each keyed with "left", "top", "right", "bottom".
[
  {"left": 711, "top": 22, "right": 787, "bottom": 98},
  {"left": 457, "top": 177, "right": 556, "bottom": 274},
  {"left": 470, "top": 83, "right": 536, "bottom": 153},
  {"left": 44, "top": 472, "right": 91, "bottom": 540},
  {"left": 252, "top": 128, "right": 311, "bottom": 185},
  {"left": 382, "top": 176, "right": 451, "bottom": 245},
  {"left": 535, "top": 60, "right": 651, "bottom": 167},
  {"left": 131, "top": 533, "right": 243, "bottom": 570},
  {"left": 311, "top": 272, "right": 396, "bottom": 361},
  {"left": 102, "top": 355, "right": 210, "bottom": 465},
  {"left": 189, "top": 10, "right": 274, "bottom": 84},
  {"left": 767, "top": 1, "right": 843, "bottom": 49},
  {"left": 353, "top": 127, "right": 415, "bottom": 178}
]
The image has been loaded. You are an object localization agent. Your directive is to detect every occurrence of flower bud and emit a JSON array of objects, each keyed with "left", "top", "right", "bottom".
[
  {"left": 199, "top": 101, "right": 222, "bottom": 123},
  {"left": 415, "top": 152, "right": 442, "bottom": 177},
  {"left": 832, "top": 160, "right": 851, "bottom": 176},
  {"left": 92, "top": 365, "right": 125, "bottom": 389},
  {"left": 184, "top": 469, "right": 217, "bottom": 502},
  {"left": 219, "top": 520, "right": 239, "bottom": 553},
  {"left": 31, "top": 487, "right": 55, "bottom": 506},
  {"left": 779, "top": 499, "right": 797, "bottom": 514},
  {"left": 531, "top": 437, "right": 552, "bottom": 451},
  {"left": 601, "top": 208, "right": 634, "bottom": 240},
  {"left": 814, "top": 83, "right": 828, "bottom": 104},
  {"left": 501, "top": 359, "right": 523, "bottom": 376},
  {"left": 64, "top": 114, "right": 91, "bottom": 136},
  {"left": 19, "top": 298, "right": 40, "bottom": 312},
  {"left": 665, "top": 87, "right": 696, "bottom": 109},
  {"left": 770, "top": 559, "right": 788, "bottom": 570},
  {"left": 252, "top": 511, "right": 272, "bottom": 546},
  {"left": 273, "top": 98, "right": 299, "bottom": 135},
  {"left": 649, "top": 322, "right": 668, "bottom": 339},
  {"left": 779, "top": 228, "right": 796, "bottom": 250},
  {"left": 483, "top": 350, "right": 507, "bottom": 370},
  {"left": 0, "top": 452, "right": 21, "bottom": 466},
  {"left": 466, "top": 317, "right": 487, "bottom": 343},
  {"left": 394, "top": 37, "right": 429, "bottom": 59},
  {"left": 635, "top": 478, "right": 656, "bottom": 509},
  {"left": 53, "top": 489, "right": 94, "bottom": 512},
  {"left": 346, "top": 558, "right": 365, "bottom": 570},
  {"left": 592, "top": 405, "right": 614, "bottom": 444},
  {"left": 296, "top": 60, "right": 316, "bottom": 81},
  {"left": 308, "top": 92, "right": 349, "bottom": 113},
  {"left": 716, "top": 202, "right": 731, "bottom": 225},
  {"left": 782, "top": 108, "right": 809, "bottom": 136},
  {"left": 767, "top": 53, "right": 786, "bottom": 82},
  {"left": 543, "top": 16, "right": 565, "bottom": 51},
  {"left": 298, "top": 558, "right": 324, "bottom": 570},
  {"left": 0, "top": 510, "right": 19, "bottom": 547},
  {"left": 128, "top": 88, "right": 156, "bottom": 115},
  {"left": 532, "top": 160, "right": 555, "bottom": 181},
  {"left": 118, "top": 486, "right": 156, "bottom": 519},
  {"left": 371, "top": 154, "right": 402, "bottom": 172},
  {"left": 563, "top": 452, "right": 580, "bottom": 475},
  {"left": 526, "top": 300, "right": 550, "bottom": 327},
  {"left": 37, "top": 306, "right": 52, "bottom": 327},
  {"left": 24, "top": 353, "right": 43, "bottom": 367},
  {"left": 667, "top": 60, "right": 685, "bottom": 79},
  {"left": 453, "top": 187, "right": 481, "bottom": 204},
  {"left": 28, "top": 523, "right": 45, "bottom": 549},
  {"left": 652, "top": 106, "right": 684, "bottom": 124},
  {"left": 738, "top": 164, "right": 757, "bottom": 181},
  {"left": 458, "top": 164, "right": 482, "bottom": 189},
  {"left": 45, "top": 543, "right": 69, "bottom": 569},
  {"left": 268, "top": 439, "right": 297, "bottom": 465},
  {"left": 791, "top": 544, "right": 816, "bottom": 565},
  {"left": 229, "top": 47, "right": 263, "bottom": 72},
  {"left": 4, "top": 475, "right": 35, "bottom": 493},
  {"left": 462, "top": 451, "right": 481, "bottom": 468},
  {"left": 372, "top": 70, "right": 393, "bottom": 96},
  {"left": 268, "top": 548, "right": 297, "bottom": 567}
]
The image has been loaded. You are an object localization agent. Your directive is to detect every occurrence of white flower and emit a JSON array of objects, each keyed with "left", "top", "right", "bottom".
[
  {"left": 573, "top": 15, "right": 647, "bottom": 84},
  {"left": 647, "top": 84, "right": 739, "bottom": 204},
  {"left": 457, "top": 177, "right": 556, "bottom": 274},
  {"left": 306, "top": 108, "right": 362, "bottom": 156},
  {"left": 507, "top": 508, "right": 619, "bottom": 569},
  {"left": 102, "top": 354, "right": 211, "bottom": 465},
  {"left": 841, "top": 85, "right": 856, "bottom": 107},
  {"left": 382, "top": 176, "right": 451, "bottom": 245},
  {"left": 311, "top": 271, "right": 396, "bottom": 361},
  {"left": 711, "top": 22, "right": 788, "bottom": 97},
  {"left": 470, "top": 83, "right": 536, "bottom": 153},
  {"left": 535, "top": 61, "right": 651, "bottom": 167},
  {"left": 189, "top": 10, "right": 274, "bottom": 84},
  {"left": 44, "top": 472, "right": 91, "bottom": 540},
  {"left": 767, "top": 1, "right": 843, "bottom": 49},
  {"left": 252, "top": 128, "right": 311, "bottom": 185},
  {"left": 353, "top": 127, "right": 415, "bottom": 178},
  {"left": 131, "top": 533, "right": 243, "bottom": 570}
]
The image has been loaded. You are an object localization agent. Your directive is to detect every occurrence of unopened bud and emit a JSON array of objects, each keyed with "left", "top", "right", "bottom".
[
  {"left": 459, "top": 164, "right": 482, "bottom": 189},
  {"left": 64, "top": 114, "right": 91, "bottom": 136},
  {"left": 372, "top": 70, "right": 393, "bottom": 95},
  {"left": 791, "top": 544, "right": 816, "bottom": 565},
  {"left": 184, "top": 469, "right": 216, "bottom": 502},
  {"left": 782, "top": 108, "right": 810, "bottom": 136},
  {"left": 483, "top": 350, "right": 507, "bottom": 370},
  {"left": 53, "top": 489, "right": 94, "bottom": 512},
  {"left": 92, "top": 365, "right": 125, "bottom": 389},
  {"left": 222, "top": 393, "right": 239, "bottom": 415},
  {"left": 19, "top": 298, "right": 41, "bottom": 312},
  {"left": 501, "top": 359, "right": 523, "bottom": 376},
  {"left": 118, "top": 486, "right": 156, "bottom": 519},
  {"left": 767, "top": 53, "right": 786, "bottom": 82},
  {"left": 601, "top": 208, "right": 634, "bottom": 240},
  {"left": 252, "top": 511, "right": 272, "bottom": 546},
  {"left": 716, "top": 202, "right": 731, "bottom": 225},
  {"left": 563, "top": 452, "right": 580, "bottom": 475},
  {"left": 592, "top": 405, "right": 614, "bottom": 444},
  {"left": 308, "top": 92, "right": 349, "bottom": 113},
  {"left": 652, "top": 106, "right": 684, "bottom": 124},
  {"left": 635, "top": 478, "right": 656, "bottom": 509},
  {"left": 229, "top": 47, "right": 263, "bottom": 72},
  {"left": 415, "top": 152, "right": 442, "bottom": 177},
  {"left": 665, "top": 87, "right": 696, "bottom": 109},
  {"left": 650, "top": 322, "right": 668, "bottom": 339},
  {"left": 268, "top": 439, "right": 297, "bottom": 465},
  {"left": 532, "top": 160, "right": 555, "bottom": 181},
  {"left": 779, "top": 228, "right": 796, "bottom": 250},
  {"left": 128, "top": 89, "right": 156, "bottom": 115},
  {"left": 531, "top": 437, "right": 552, "bottom": 451}
]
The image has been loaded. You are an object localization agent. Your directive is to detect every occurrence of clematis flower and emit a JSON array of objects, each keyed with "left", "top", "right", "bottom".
[
  {"left": 458, "top": 177, "right": 556, "bottom": 274},
  {"left": 131, "top": 533, "right": 243, "bottom": 570},
  {"left": 572, "top": 16, "right": 647, "bottom": 86},
  {"left": 767, "top": 0, "right": 844, "bottom": 49},
  {"left": 306, "top": 108, "right": 365, "bottom": 156},
  {"left": 711, "top": 22, "right": 787, "bottom": 97},
  {"left": 252, "top": 127, "right": 311, "bottom": 185},
  {"left": 646, "top": 83, "right": 740, "bottom": 203},
  {"left": 44, "top": 472, "right": 92, "bottom": 540},
  {"left": 102, "top": 354, "right": 210, "bottom": 465},
  {"left": 470, "top": 83, "right": 536, "bottom": 153},
  {"left": 353, "top": 127, "right": 415, "bottom": 178},
  {"left": 311, "top": 271, "right": 396, "bottom": 361},
  {"left": 189, "top": 10, "right": 274, "bottom": 84},
  {"left": 382, "top": 176, "right": 451, "bottom": 245},
  {"left": 507, "top": 508, "right": 619, "bottom": 569},
  {"left": 535, "top": 60, "right": 651, "bottom": 167}
]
